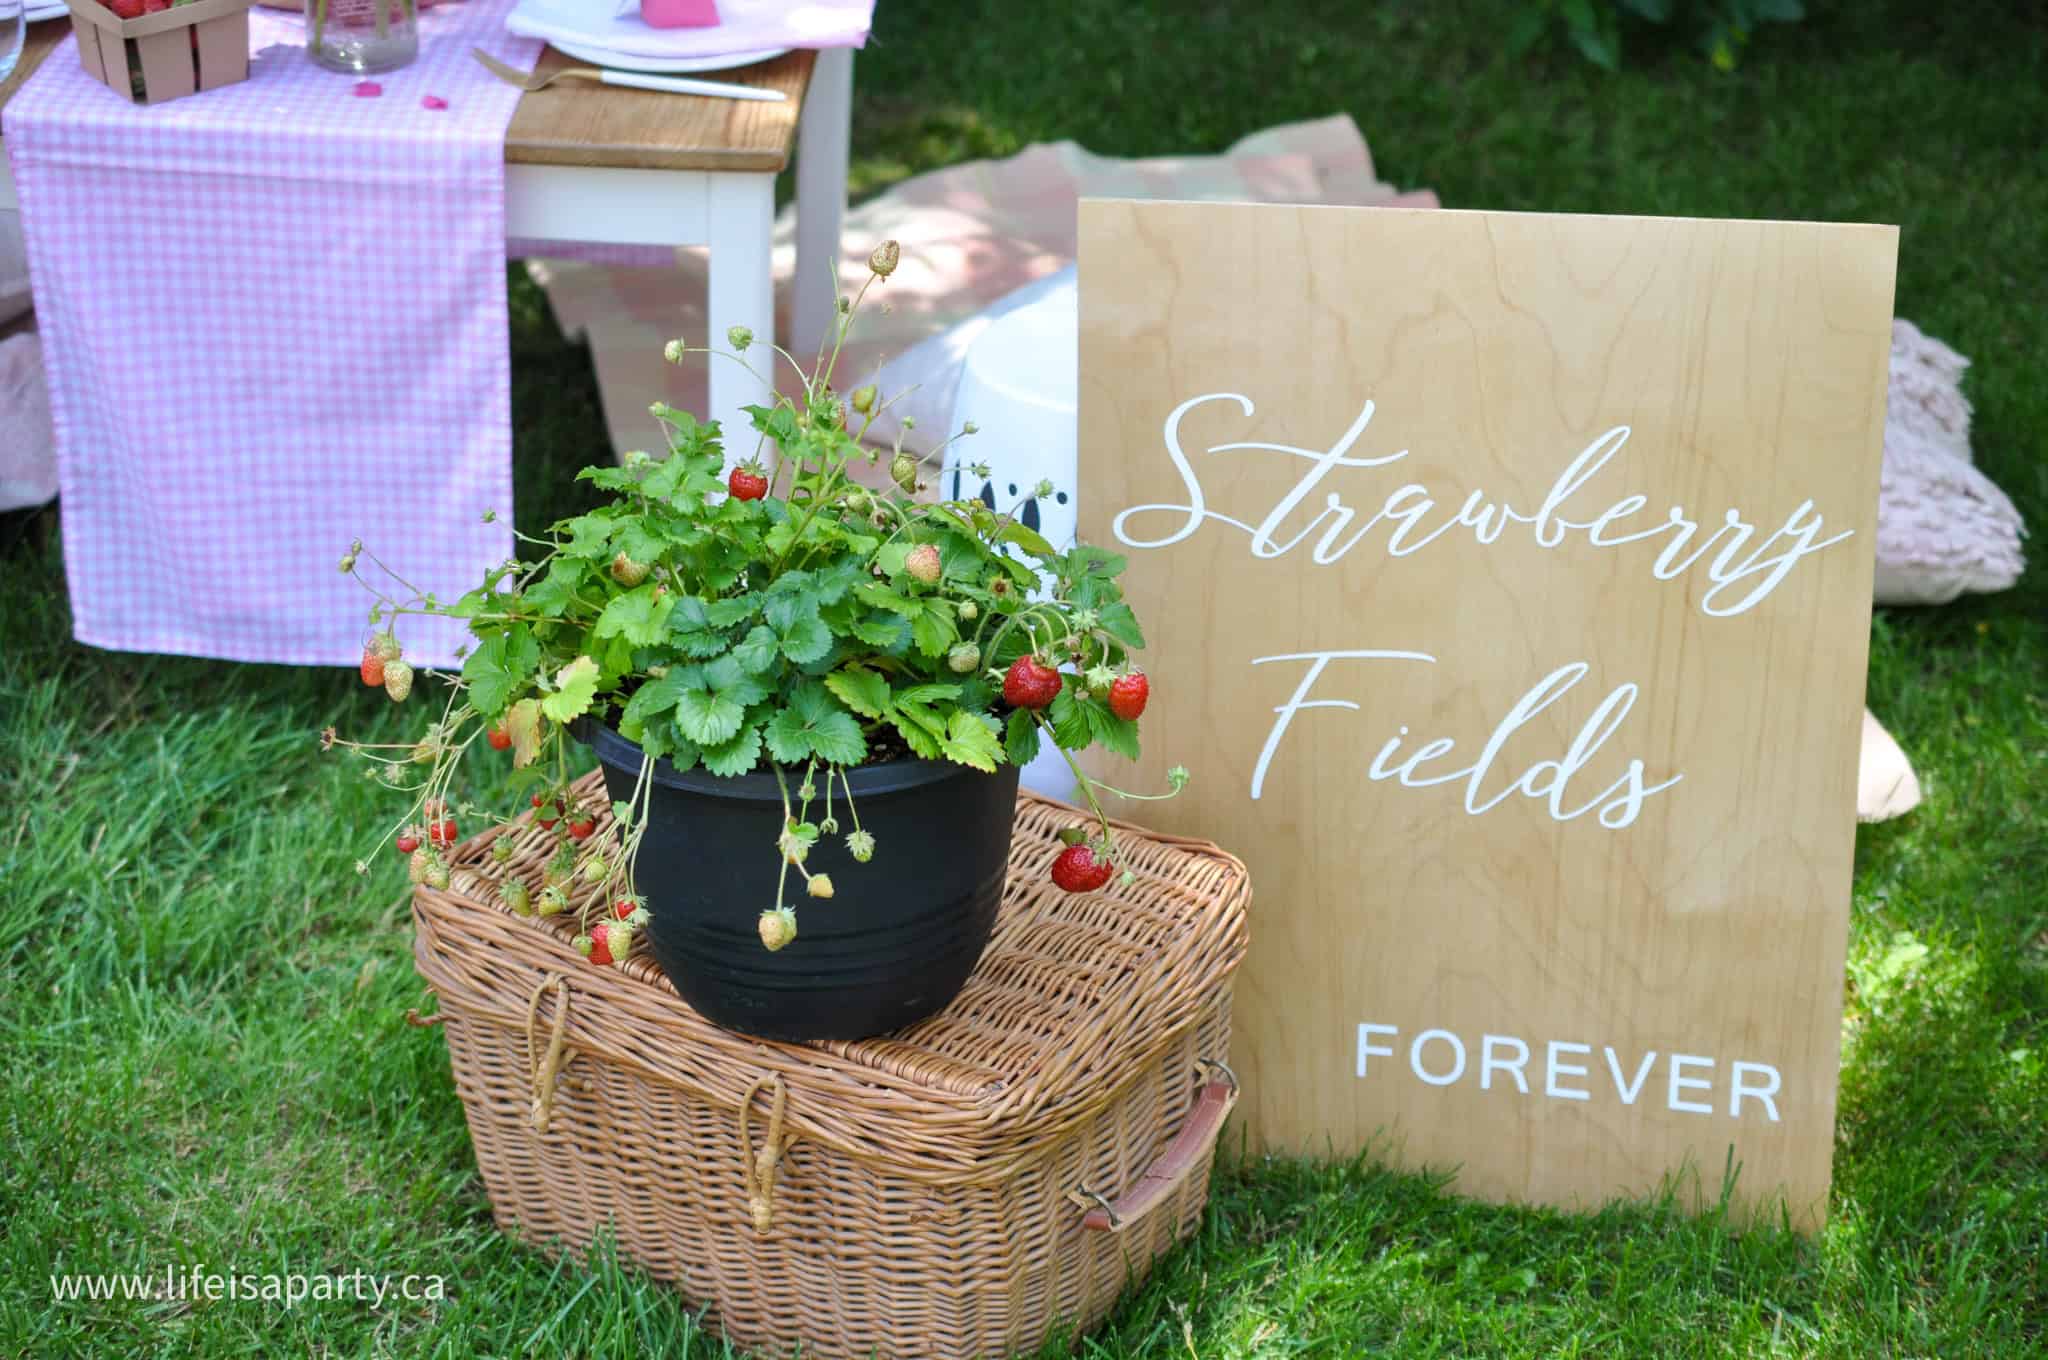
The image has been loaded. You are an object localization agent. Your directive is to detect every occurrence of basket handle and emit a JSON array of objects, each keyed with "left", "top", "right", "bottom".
[{"left": 1072, "top": 1060, "right": 1238, "bottom": 1234}]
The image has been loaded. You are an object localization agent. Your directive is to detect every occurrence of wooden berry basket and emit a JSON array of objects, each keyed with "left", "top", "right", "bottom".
[
  {"left": 412, "top": 773, "right": 1250, "bottom": 1360},
  {"left": 65, "top": 0, "right": 255, "bottom": 105}
]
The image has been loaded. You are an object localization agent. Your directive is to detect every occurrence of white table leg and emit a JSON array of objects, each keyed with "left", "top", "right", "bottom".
[
  {"left": 706, "top": 172, "right": 777, "bottom": 460},
  {"left": 791, "top": 46, "right": 853, "bottom": 357}
]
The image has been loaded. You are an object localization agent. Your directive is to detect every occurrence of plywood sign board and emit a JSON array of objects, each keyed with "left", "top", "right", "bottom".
[{"left": 1077, "top": 203, "right": 1896, "bottom": 1230}]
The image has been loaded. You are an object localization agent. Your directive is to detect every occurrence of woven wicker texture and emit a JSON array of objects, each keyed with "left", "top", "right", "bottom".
[{"left": 414, "top": 771, "right": 1250, "bottom": 1360}]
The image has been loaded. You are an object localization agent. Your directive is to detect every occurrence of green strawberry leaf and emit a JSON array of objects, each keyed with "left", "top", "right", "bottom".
[
  {"left": 1005, "top": 708, "right": 1041, "bottom": 766},
  {"left": 732, "top": 624, "right": 779, "bottom": 674},
  {"left": 763, "top": 708, "right": 815, "bottom": 764},
  {"left": 669, "top": 629, "right": 732, "bottom": 659},
  {"left": 540, "top": 656, "right": 600, "bottom": 723},
  {"left": 705, "top": 593, "right": 761, "bottom": 626},
  {"left": 855, "top": 582, "right": 921, "bottom": 616},
  {"left": 806, "top": 711, "right": 867, "bottom": 766},
  {"left": 850, "top": 612, "right": 910, "bottom": 648},
  {"left": 1048, "top": 685, "right": 1091, "bottom": 750},
  {"left": 594, "top": 584, "right": 676, "bottom": 647},
  {"left": 779, "top": 614, "right": 833, "bottom": 665},
  {"left": 676, "top": 688, "right": 745, "bottom": 746},
  {"left": 1095, "top": 601, "right": 1146, "bottom": 651},
  {"left": 699, "top": 723, "right": 762, "bottom": 777},
  {"left": 893, "top": 682, "right": 962, "bottom": 707},
  {"left": 766, "top": 683, "right": 869, "bottom": 766},
  {"left": 890, "top": 701, "right": 946, "bottom": 759},
  {"left": 1082, "top": 697, "right": 1141, "bottom": 760},
  {"left": 619, "top": 672, "right": 690, "bottom": 739},
  {"left": 461, "top": 626, "right": 540, "bottom": 718},
  {"left": 940, "top": 711, "right": 1002, "bottom": 773},
  {"left": 824, "top": 665, "right": 892, "bottom": 720},
  {"left": 998, "top": 521, "right": 1057, "bottom": 558},
  {"left": 909, "top": 606, "right": 958, "bottom": 659},
  {"left": 702, "top": 653, "right": 771, "bottom": 708}
]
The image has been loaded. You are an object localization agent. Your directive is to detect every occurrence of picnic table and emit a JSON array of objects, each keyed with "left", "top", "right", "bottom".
[{"left": 0, "top": 17, "right": 853, "bottom": 435}]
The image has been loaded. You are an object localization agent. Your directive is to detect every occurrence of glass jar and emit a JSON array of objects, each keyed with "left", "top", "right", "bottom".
[{"left": 308, "top": 0, "right": 418, "bottom": 75}]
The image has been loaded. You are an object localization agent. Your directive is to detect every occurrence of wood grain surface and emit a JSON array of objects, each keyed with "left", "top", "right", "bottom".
[
  {"left": 504, "top": 46, "right": 812, "bottom": 172},
  {"left": 1078, "top": 200, "right": 1897, "bottom": 1231}
]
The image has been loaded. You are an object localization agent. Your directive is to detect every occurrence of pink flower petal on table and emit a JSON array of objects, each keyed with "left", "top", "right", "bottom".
[
  {"left": 353, "top": 82, "right": 383, "bottom": 98},
  {"left": 421, "top": 95, "right": 449, "bottom": 110}
]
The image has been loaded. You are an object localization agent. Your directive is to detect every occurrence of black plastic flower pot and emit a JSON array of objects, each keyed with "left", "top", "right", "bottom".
[{"left": 577, "top": 721, "right": 1022, "bottom": 1043}]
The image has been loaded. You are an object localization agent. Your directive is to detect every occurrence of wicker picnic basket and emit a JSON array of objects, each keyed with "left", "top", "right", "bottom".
[{"left": 412, "top": 771, "right": 1250, "bottom": 1360}]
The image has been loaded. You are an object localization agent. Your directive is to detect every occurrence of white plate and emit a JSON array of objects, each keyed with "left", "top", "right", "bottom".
[{"left": 542, "top": 38, "right": 789, "bottom": 74}]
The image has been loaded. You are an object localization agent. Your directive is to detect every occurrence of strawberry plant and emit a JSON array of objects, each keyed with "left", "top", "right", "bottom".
[{"left": 327, "top": 240, "right": 1185, "bottom": 958}]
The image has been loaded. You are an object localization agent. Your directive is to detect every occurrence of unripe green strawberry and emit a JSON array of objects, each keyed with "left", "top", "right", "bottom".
[
  {"left": 850, "top": 383, "right": 877, "bottom": 415},
  {"left": 957, "top": 601, "right": 978, "bottom": 622},
  {"left": 537, "top": 886, "right": 569, "bottom": 917},
  {"left": 384, "top": 659, "right": 414, "bottom": 702},
  {"left": 580, "top": 854, "right": 608, "bottom": 884},
  {"left": 890, "top": 452, "right": 918, "bottom": 493},
  {"left": 846, "top": 829, "right": 875, "bottom": 863},
  {"left": 948, "top": 643, "right": 981, "bottom": 674},
  {"left": 905, "top": 544, "right": 942, "bottom": 585},
  {"left": 807, "top": 874, "right": 834, "bottom": 900},
  {"left": 545, "top": 846, "right": 577, "bottom": 888},
  {"left": 500, "top": 879, "right": 533, "bottom": 916},
  {"left": 757, "top": 907, "right": 798, "bottom": 952},
  {"left": 491, "top": 838, "right": 515, "bottom": 864},
  {"left": 423, "top": 855, "right": 451, "bottom": 891},
  {"left": 603, "top": 922, "right": 635, "bottom": 965},
  {"left": 372, "top": 632, "right": 403, "bottom": 661},
  {"left": 574, "top": 932, "right": 598, "bottom": 961},
  {"left": 868, "top": 238, "right": 900, "bottom": 278},
  {"left": 610, "top": 552, "right": 650, "bottom": 586},
  {"left": 407, "top": 848, "right": 432, "bottom": 884}
]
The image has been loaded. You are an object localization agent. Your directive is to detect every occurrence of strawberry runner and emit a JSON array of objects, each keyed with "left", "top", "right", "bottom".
[{"left": 3, "top": 2, "right": 540, "bottom": 666}]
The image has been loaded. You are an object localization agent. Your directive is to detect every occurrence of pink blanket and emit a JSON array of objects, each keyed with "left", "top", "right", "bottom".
[
  {"left": 5, "top": 5, "right": 540, "bottom": 667},
  {"left": 531, "top": 114, "right": 1439, "bottom": 459}
]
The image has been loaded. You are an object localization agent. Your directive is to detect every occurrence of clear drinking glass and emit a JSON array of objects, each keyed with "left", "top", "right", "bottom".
[
  {"left": 307, "top": 0, "right": 417, "bottom": 74},
  {"left": 0, "top": 0, "right": 27, "bottom": 85}
]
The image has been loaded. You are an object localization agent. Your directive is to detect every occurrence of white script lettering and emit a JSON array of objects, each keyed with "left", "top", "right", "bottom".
[{"left": 1112, "top": 394, "right": 1853, "bottom": 617}]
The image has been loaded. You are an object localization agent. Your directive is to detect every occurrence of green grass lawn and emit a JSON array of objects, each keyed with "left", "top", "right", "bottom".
[{"left": 4, "top": 1, "right": 2044, "bottom": 1354}]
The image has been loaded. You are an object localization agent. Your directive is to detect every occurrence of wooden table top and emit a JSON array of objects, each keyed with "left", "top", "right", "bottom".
[{"left": 1, "top": 19, "right": 814, "bottom": 173}]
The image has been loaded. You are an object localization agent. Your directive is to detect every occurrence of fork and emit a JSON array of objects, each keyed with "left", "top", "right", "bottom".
[{"left": 471, "top": 47, "right": 788, "bottom": 102}]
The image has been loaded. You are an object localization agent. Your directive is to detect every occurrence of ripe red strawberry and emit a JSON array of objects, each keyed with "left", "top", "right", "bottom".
[
  {"left": 359, "top": 648, "right": 386, "bottom": 687},
  {"left": 532, "top": 793, "right": 560, "bottom": 829},
  {"left": 567, "top": 817, "right": 597, "bottom": 842},
  {"left": 582, "top": 930, "right": 613, "bottom": 966},
  {"left": 487, "top": 723, "right": 512, "bottom": 751},
  {"left": 1107, "top": 670, "right": 1150, "bottom": 722},
  {"left": 1050, "top": 844, "right": 1115, "bottom": 893},
  {"left": 727, "top": 462, "right": 769, "bottom": 502},
  {"left": 106, "top": 0, "right": 146, "bottom": 18},
  {"left": 394, "top": 829, "right": 420, "bottom": 855},
  {"left": 1002, "top": 656, "right": 1063, "bottom": 710},
  {"left": 428, "top": 818, "right": 458, "bottom": 848}
]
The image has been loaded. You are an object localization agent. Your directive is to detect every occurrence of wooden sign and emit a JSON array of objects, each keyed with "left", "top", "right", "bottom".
[{"left": 1077, "top": 203, "right": 1896, "bottom": 1230}]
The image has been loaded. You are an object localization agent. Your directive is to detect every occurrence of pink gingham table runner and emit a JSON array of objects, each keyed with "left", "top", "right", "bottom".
[{"left": 4, "top": 3, "right": 542, "bottom": 668}]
